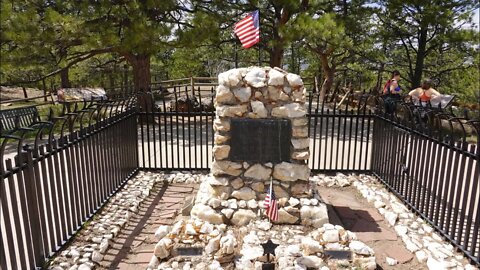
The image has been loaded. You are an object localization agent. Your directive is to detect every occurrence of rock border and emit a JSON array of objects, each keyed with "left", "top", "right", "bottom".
[
  {"left": 313, "top": 173, "right": 479, "bottom": 270},
  {"left": 47, "top": 171, "right": 206, "bottom": 270}
]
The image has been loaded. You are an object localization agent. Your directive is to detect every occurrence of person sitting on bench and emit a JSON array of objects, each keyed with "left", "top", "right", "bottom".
[{"left": 408, "top": 79, "right": 441, "bottom": 105}]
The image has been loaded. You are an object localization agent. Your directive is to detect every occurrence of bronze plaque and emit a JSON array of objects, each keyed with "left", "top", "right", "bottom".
[{"left": 229, "top": 118, "right": 291, "bottom": 163}]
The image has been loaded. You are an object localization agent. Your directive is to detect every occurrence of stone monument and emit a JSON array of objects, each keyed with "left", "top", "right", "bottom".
[{"left": 191, "top": 66, "right": 328, "bottom": 227}]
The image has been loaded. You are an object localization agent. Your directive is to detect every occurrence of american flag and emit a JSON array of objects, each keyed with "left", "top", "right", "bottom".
[
  {"left": 264, "top": 179, "right": 278, "bottom": 221},
  {"left": 234, "top": 10, "right": 260, "bottom": 49}
]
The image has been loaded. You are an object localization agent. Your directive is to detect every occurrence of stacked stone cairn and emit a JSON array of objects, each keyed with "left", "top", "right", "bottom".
[{"left": 191, "top": 66, "right": 328, "bottom": 227}]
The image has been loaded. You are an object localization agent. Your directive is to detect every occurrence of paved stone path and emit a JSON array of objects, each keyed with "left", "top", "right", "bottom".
[
  {"left": 98, "top": 181, "right": 198, "bottom": 270},
  {"left": 319, "top": 185, "right": 424, "bottom": 270}
]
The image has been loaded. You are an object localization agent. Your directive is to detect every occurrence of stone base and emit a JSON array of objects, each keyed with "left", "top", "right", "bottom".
[
  {"left": 190, "top": 177, "right": 329, "bottom": 227},
  {"left": 148, "top": 220, "right": 376, "bottom": 270}
]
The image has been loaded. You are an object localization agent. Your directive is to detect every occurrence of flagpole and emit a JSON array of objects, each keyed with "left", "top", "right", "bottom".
[
  {"left": 258, "top": 9, "right": 261, "bottom": 67},
  {"left": 234, "top": 0, "right": 239, "bottom": 68},
  {"left": 235, "top": 42, "right": 238, "bottom": 68},
  {"left": 268, "top": 177, "right": 273, "bottom": 222}
]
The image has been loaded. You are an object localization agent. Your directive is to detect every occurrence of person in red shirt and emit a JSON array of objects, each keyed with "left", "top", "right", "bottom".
[
  {"left": 382, "top": 70, "right": 402, "bottom": 114},
  {"left": 383, "top": 70, "right": 402, "bottom": 95}
]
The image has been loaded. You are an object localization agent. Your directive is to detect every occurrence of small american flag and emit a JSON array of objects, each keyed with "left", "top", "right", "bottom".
[
  {"left": 234, "top": 10, "right": 260, "bottom": 49},
  {"left": 264, "top": 179, "right": 278, "bottom": 221}
]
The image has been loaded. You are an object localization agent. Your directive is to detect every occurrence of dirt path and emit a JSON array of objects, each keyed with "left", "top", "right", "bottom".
[
  {"left": 98, "top": 182, "right": 198, "bottom": 270},
  {"left": 319, "top": 185, "right": 425, "bottom": 270}
]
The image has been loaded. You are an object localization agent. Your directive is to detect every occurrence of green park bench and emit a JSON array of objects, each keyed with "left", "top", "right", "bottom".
[{"left": 0, "top": 105, "right": 40, "bottom": 135}]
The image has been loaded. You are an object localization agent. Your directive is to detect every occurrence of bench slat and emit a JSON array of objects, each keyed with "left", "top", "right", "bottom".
[{"left": 0, "top": 106, "right": 39, "bottom": 133}]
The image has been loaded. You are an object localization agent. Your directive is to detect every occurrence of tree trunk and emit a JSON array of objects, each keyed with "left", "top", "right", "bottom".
[
  {"left": 60, "top": 68, "right": 71, "bottom": 88},
  {"left": 412, "top": 27, "right": 428, "bottom": 88},
  {"left": 270, "top": 45, "right": 284, "bottom": 67},
  {"left": 124, "top": 53, "right": 153, "bottom": 113},
  {"left": 319, "top": 53, "right": 335, "bottom": 102}
]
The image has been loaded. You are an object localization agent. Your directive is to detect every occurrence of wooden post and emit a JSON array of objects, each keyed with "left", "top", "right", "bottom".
[
  {"left": 22, "top": 87, "right": 28, "bottom": 99},
  {"left": 42, "top": 79, "right": 48, "bottom": 102},
  {"left": 190, "top": 77, "right": 195, "bottom": 97}
]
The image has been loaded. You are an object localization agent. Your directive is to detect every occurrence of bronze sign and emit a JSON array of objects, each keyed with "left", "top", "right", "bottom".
[{"left": 229, "top": 118, "right": 291, "bottom": 163}]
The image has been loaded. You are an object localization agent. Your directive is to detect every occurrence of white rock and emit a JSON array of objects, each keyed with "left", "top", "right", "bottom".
[
  {"left": 245, "top": 67, "right": 266, "bottom": 88},
  {"left": 289, "top": 197, "right": 300, "bottom": 207},
  {"left": 301, "top": 237, "right": 323, "bottom": 255},
  {"left": 300, "top": 205, "right": 329, "bottom": 228},
  {"left": 286, "top": 73, "right": 303, "bottom": 88},
  {"left": 221, "top": 208, "right": 234, "bottom": 219},
  {"left": 250, "top": 101, "right": 268, "bottom": 118},
  {"left": 91, "top": 251, "right": 103, "bottom": 263},
  {"left": 199, "top": 222, "right": 214, "bottom": 234},
  {"left": 427, "top": 256, "right": 447, "bottom": 270},
  {"left": 277, "top": 208, "right": 299, "bottom": 224},
  {"left": 215, "top": 85, "right": 235, "bottom": 104},
  {"left": 385, "top": 211, "right": 398, "bottom": 226},
  {"left": 191, "top": 204, "right": 224, "bottom": 224},
  {"left": 349, "top": 240, "right": 374, "bottom": 255},
  {"left": 394, "top": 225, "right": 408, "bottom": 236},
  {"left": 213, "top": 145, "right": 230, "bottom": 160},
  {"left": 148, "top": 255, "right": 159, "bottom": 269},
  {"left": 208, "top": 260, "right": 223, "bottom": 270},
  {"left": 99, "top": 240, "right": 109, "bottom": 253},
  {"left": 244, "top": 164, "right": 272, "bottom": 180},
  {"left": 273, "top": 162, "right": 310, "bottom": 181},
  {"left": 154, "top": 238, "right": 172, "bottom": 259},
  {"left": 268, "top": 68, "right": 285, "bottom": 86},
  {"left": 218, "top": 69, "right": 242, "bottom": 87},
  {"left": 231, "top": 209, "right": 256, "bottom": 226},
  {"left": 391, "top": 202, "right": 408, "bottom": 214},
  {"left": 170, "top": 220, "right": 184, "bottom": 235},
  {"left": 185, "top": 223, "right": 197, "bottom": 235},
  {"left": 374, "top": 200, "right": 386, "bottom": 209},
  {"left": 70, "top": 249, "right": 81, "bottom": 258},
  {"left": 404, "top": 239, "right": 420, "bottom": 252},
  {"left": 155, "top": 225, "right": 170, "bottom": 240},
  {"left": 296, "top": 256, "right": 324, "bottom": 269},
  {"left": 271, "top": 103, "right": 306, "bottom": 118},
  {"left": 385, "top": 256, "right": 398, "bottom": 266},
  {"left": 286, "top": 244, "right": 302, "bottom": 256},
  {"left": 238, "top": 200, "right": 247, "bottom": 208},
  {"left": 257, "top": 220, "right": 272, "bottom": 231},
  {"left": 465, "top": 264, "right": 479, "bottom": 270},
  {"left": 233, "top": 87, "right": 252, "bottom": 103},
  {"left": 213, "top": 118, "right": 230, "bottom": 132},
  {"left": 205, "top": 235, "right": 221, "bottom": 255},
  {"left": 211, "top": 160, "right": 243, "bottom": 176},
  {"left": 241, "top": 245, "right": 264, "bottom": 260},
  {"left": 291, "top": 138, "right": 309, "bottom": 149},
  {"left": 323, "top": 230, "right": 340, "bottom": 243},
  {"left": 220, "top": 234, "right": 237, "bottom": 255},
  {"left": 247, "top": 199, "right": 258, "bottom": 209},
  {"left": 208, "top": 198, "right": 222, "bottom": 209},
  {"left": 78, "top": 264, "right": 91, "bottom": 270},
  {"left": 216, "top": 105, "right": 248, "bottom": 118},
  {"left": 231, "top": 187, "right": 257, "bottom": 200}
]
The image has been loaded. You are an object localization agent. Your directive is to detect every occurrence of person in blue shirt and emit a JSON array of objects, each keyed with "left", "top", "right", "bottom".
[{"left": 382, "top": 70, "right": 402, "bottom": 114}]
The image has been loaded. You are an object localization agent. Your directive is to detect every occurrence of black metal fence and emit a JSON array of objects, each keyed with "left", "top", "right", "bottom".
[
  {"left": 1, "top": 84, "right": 479, "bottom": 267},
  {"left": 372, "top": 99, "right": 480, "bottom": 264},
  {"left": 0, "top": 98, "right": 138, "bottom": 270},
  {"left": 137, "top": 89, "right": 375, "bottom": 172}
]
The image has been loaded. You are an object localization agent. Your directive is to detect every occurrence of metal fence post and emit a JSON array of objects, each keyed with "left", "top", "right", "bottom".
[{"left": 20, "top": 147, "right": 45, "bottom": 268}]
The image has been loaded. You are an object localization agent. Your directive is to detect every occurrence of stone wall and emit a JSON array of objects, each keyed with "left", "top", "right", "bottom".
[{"left": 192, "top": 67, "right": 328, "bottom": 227}]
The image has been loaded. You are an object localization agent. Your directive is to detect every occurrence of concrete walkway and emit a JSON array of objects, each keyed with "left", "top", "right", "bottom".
[
  {"left": 319, "top": 186, "right": 424, "bottom": 270},
  {"left": 98, "top": 182, "right": 198, "bottom": 270}
]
